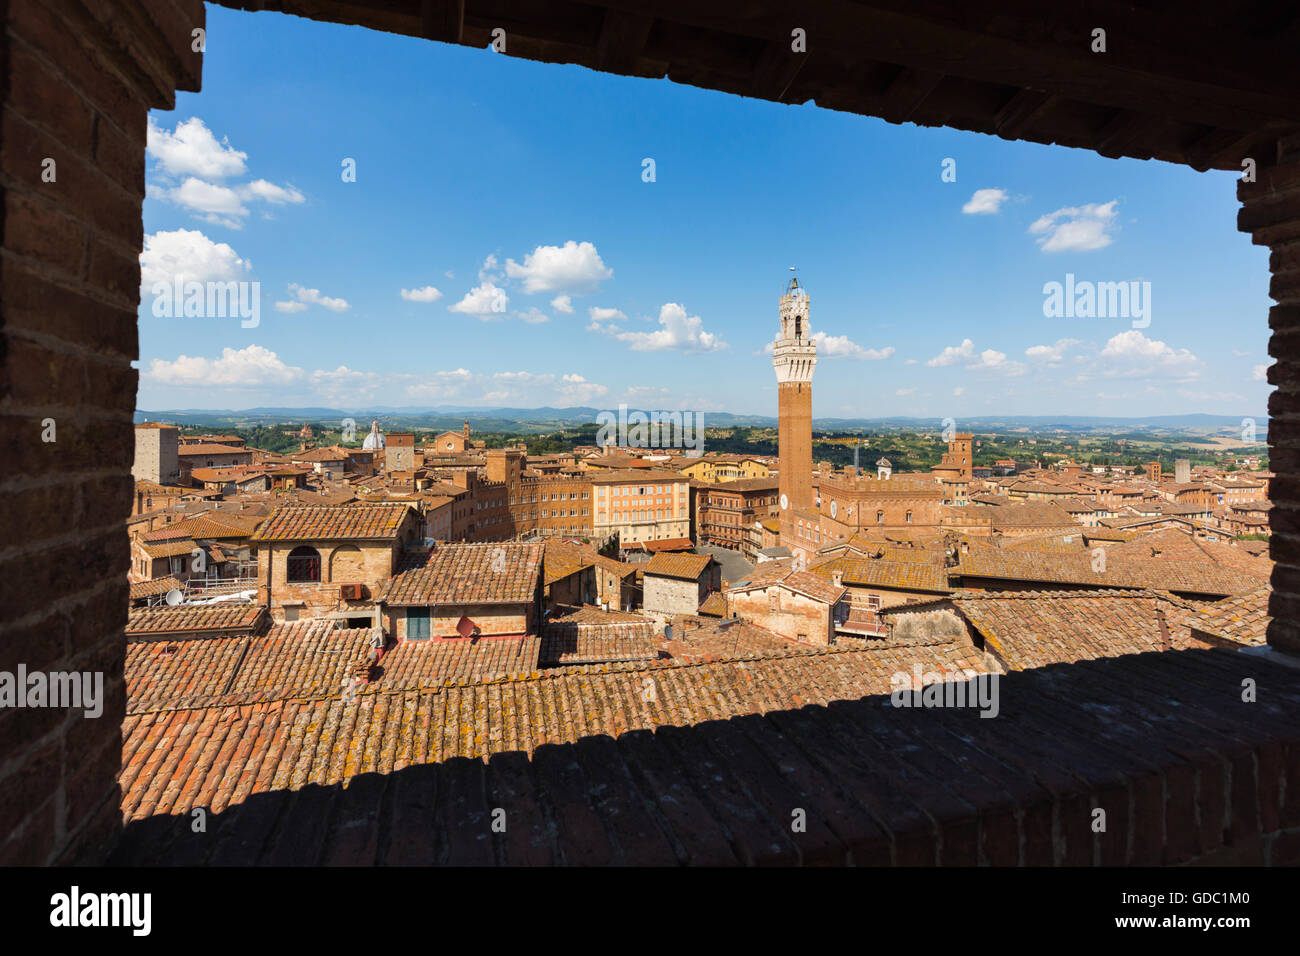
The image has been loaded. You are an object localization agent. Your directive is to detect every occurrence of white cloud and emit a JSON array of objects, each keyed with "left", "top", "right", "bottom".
[
  {"left": 1253, "top": 363, "right": 1271, "bottom": 382},
  {"left": 953, "top": 387, "right": 965, "bottom": 397},
  {"left": 166, "top": 178, "right": 246, "bottom": 219},
  {"left": 588, "top": 306, "right": 627, "bottom": 323},
  {"left": 1029, "top": 200, "right": 1119, "bottom": 252},
  {"left": 810, "top": 332, "right": 894, "bottom": 360},
  {"left": 239, "top": 179, "right": 304, "bottom": 205},
  {"left": 926, "top": 339, "right": 976, "bottom": 367},
  {"left": 147, "top": 117, "right": 247, "bottom": 179},
  {"left": 139, "top": 228, "right": 250, "bottom": 290},
  {"left": 896, "top": 388, "right": 916, "bottom": 396},
  {"left": 1025, "top": 338, "right": 1081, "bottom": 365},
  {"left": 401, "top": 285, "right": 443, "bottom": 303},
  {"left": 969, "top": 348, "right": 1026, "bottom": 376},
  {"left": 279, "top": 282, "right": 349, "bottom": 313},
  {"left": 404, "top": 368, "right": 476, "bottom": 401},
  {"left": 483, "top": 370, "right": 610, "bottom": 405},
  {"left": 551, "top": 295, "right": 574, "bottom": 313},
  {"left": 926, "top": 338, "right": 1025, "bottom": 375},
  {"left": 505, "top": 241, "right": 612, "bottom": 294},
  {"left": 478, "top": 255, "right": 502, "bottom": 284},
  {"left": 558, "top": 373, "right": 608, "bottom": 403},
  {"left": 274, "top": 301, "right": 309, "bottom": 314},
  {"left": 516, "top": 307, "right": 549, "bottom": 324},
  {"left": 1098, "top": 330, "right": 1202, "bottom": 379},
  {"left": 148, "top": 119, "right": 304, "bottom": 228},
  {"left": 144, "top": 345, "right": 301, "bottom": 387},
  {"left": 962, "top": 188, "right": 1007, "bottom": 215},
  {"left": 611, "top": 302, "right": 726, "bottom": 352},
  {"left": 154, "top": 176, "right": 304, "bottom": 227},
  {"left": 449, "top": 281, "right": 508, "bottom": 317}
]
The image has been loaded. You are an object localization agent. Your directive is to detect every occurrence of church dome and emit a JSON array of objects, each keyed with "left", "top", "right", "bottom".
[{"left": 362, "top": 419, "right": 385, "bottom": 450}]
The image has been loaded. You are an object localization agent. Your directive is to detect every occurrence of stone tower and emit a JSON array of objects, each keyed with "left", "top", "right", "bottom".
[
  {"left": 387, "top": 432, "right": 415, "bottom": 472},
  {"left": 772, "top": 276, "right": 817, "bottom": 543},
  {"left": 943, "top": 433, "right": 973, "bottom": 479}
]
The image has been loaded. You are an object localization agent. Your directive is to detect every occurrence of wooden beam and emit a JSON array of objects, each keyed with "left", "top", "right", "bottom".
[
  {"left": 1095, "top": 109, "right": 1154, "bottom": 159},
  {"left": 993, "top": 89, "right": 1057, "bottom": 140},
  {"left": 589, "top": 0, "right": 1300, "bottom": 131},
  {"left": 1184, "top": 127, "right": 1265, "bottom": 173},
  {"left": 597, "top": 9, "right": 656, "bottom": 73},
  {"left": 750, "top": 37, "right": 809, "bottom": 102},
  {"left": 880, "top": 67, "right": 945, "bottom": 124},
  {"left": 421, "top": 0, "right": 464, "bottom": 44}
]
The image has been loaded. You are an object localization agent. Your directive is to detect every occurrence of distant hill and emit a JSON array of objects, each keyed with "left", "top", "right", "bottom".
[{"left": 136, "top": 406, "right": 1268, "bottom": 436}]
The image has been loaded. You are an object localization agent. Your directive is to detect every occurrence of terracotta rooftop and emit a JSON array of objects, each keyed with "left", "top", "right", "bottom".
[
  {"left": 886, "top": 589, "right": 1226, "bottom": 671},
  {"left": 642, "top": 537, "right": 696, "bottom": 552},
  {"left": 728, "top": 567, "right": 847, "bottom": 605},
  {"left": 290, "top": 445, "right": 351, "bottom": 461},
  {"left": 587, "top": 468, "right": 687, "bottom": 483},
  {"left": 645, "top": 551, "right": 713, "bottom": 580},
  {"left": 143, "top": 512, "right": 258, "bottom": 542},
  {"left": 1188, "top": 585, "right": 1272, "bottom": 647},
  {"left": 658, "top": 617, "right": 804, "bottom": 662},
  {"left": 377, "top": 635, "right": 543, "bottom": 688},
  {"left": 998, "top": 533, "right": 1088, "bottom": 553},
  {"left": 542, "top": 540, "right": 593, "bottom": 587},
  {"left": 176, "top": 442, "right": 249, "bottom": 456},
  {"left": 109, "top": 644, "right": 1300, "bottom": 866},
  {"left": 378, "top": 542, "right": 543, "bottom": 606},
  {"left": 138, "top": 537, "right": 198, "bottom": 560},
  {"left": 542, "top": 605, "right": 658, "bottom": 665},
  {"left": 128, "top": 576, "right": 181, "bottom": 600},
  {"left": 703, "top": 477, "right": 779, "bottom": 492},
  {"left": 697, "top": 591, "right": 728, "bottom": 617},
  {"left": 809, "top": 556, "right": 951, "bottom": 594},
  {"left": 952, "top": 550, "right": 1265, "bottom": 597},
  {"left": 974, "top": 501, "right": 1078, "bottom": 528},
  {"left": 125, "top": 604, "right": 266, "bottom": 639},
  {"left": 251, "top": 502, "right": 415, "bottom": 541},
  {"left": 125, "top": 621, "right": 375, "bottom": 713},
  {"left": 1107, "top": 528, "right": 1273, "bottom": 575}
]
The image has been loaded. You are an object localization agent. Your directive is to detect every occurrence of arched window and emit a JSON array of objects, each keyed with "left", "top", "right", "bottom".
[
  {"left": 876, "top": 510, "right": 884, "bottom": 524},
  {"left": 330, "top": 545, "right": 364, "bottom": 581},
  {"left": 906, "top": 511, "right": 913, "bottom": 523},
  {"left": 287, "top": 545, "right": 321, "bottom": 583}
]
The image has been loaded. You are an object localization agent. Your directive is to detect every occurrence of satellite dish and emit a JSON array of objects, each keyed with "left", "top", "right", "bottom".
[{"left": 164, "top": 588, "right": 183, "bottom": 606}]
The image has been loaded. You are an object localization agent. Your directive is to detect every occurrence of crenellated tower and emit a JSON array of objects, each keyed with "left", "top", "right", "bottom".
[{"left": 772, "top": 276, "right": 817, "bottom": 546}]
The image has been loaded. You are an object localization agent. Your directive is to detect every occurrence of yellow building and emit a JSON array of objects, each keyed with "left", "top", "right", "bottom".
[{"left": 677, "top": 456, "right": 772, "bottom": 483}]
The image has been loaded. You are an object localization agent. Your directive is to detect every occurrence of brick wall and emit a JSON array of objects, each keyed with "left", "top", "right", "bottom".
[
  {"left": 388, "top": 604, "right": 532, "bottom": 640},
  {"left": 1239, "top": 136, "right": 1300, "bottom": 654},
  {"left": 729, "top": 586, "right": 834, "bottom": 645},
  {"left": 259, "top": 540, "right": 396, "bottom": 621},
  {"left": 0, "top": 0, "right": 203, "bottom": 864}
]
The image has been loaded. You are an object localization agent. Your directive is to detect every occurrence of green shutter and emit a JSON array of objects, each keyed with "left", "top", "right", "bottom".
[{"left": 407, "top": 607, "right": 431, "bottom": 640}]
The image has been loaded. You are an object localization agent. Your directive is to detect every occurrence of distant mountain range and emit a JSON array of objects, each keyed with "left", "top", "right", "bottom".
[{"left": 135, "top": 406, "right": 1269, "bottom": 436}]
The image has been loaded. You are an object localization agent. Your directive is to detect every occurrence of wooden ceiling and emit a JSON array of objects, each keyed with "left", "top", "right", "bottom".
[{"left": 218, "top": 0, "right": 1300, "bottom": 171}]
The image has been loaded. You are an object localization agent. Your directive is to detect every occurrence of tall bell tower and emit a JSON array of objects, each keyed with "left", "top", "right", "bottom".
[{"left": 772, "top": 275, "right": 817, "bottom": 546}]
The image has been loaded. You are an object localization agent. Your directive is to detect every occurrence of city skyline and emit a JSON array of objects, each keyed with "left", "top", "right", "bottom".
[{"left": 137, "top": 5, "right": 1272, "bottom": 419}]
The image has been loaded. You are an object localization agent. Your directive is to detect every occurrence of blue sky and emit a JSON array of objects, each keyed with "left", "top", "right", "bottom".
[{"left": 136, "top": 4, "right": 1273, "bottom": 419}]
